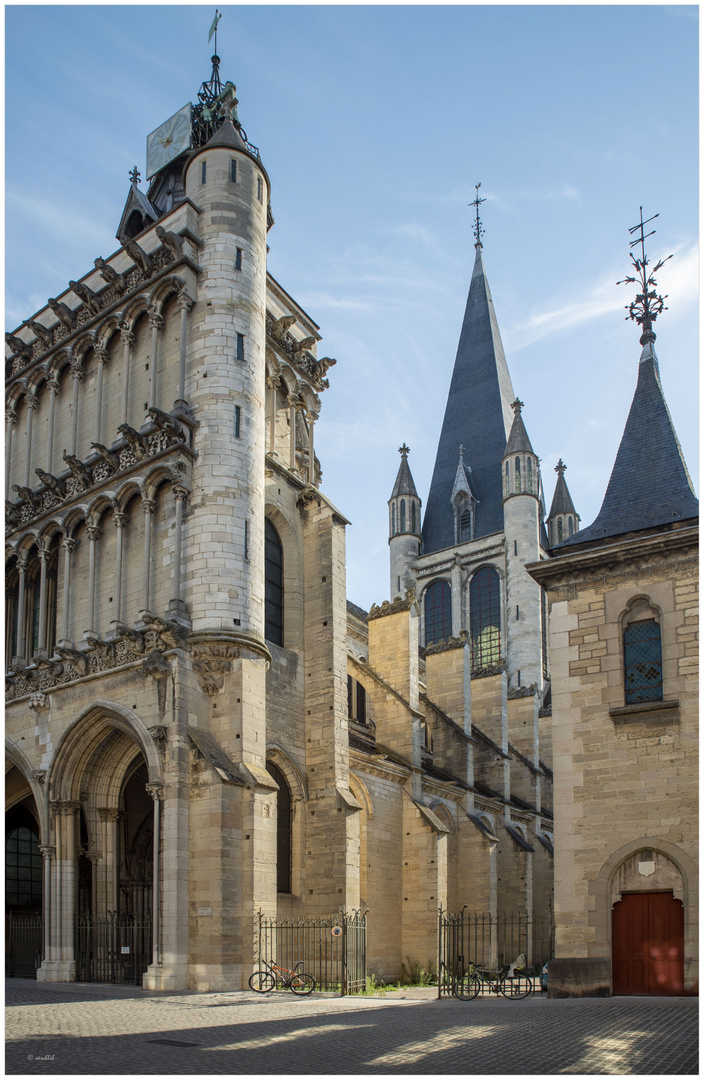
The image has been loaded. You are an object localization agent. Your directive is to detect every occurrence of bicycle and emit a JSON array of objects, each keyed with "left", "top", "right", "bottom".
[
  {"left": 453, "top": 952, "right": 533, "bottom": 1000},
  {"left": 249, "top": 959, "right": 316, "bottom": 995}
]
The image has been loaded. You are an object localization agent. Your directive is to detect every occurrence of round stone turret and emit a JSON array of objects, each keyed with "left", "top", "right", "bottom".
[{"left": 388, "top": 443, "right": 421, "bottom": 600}]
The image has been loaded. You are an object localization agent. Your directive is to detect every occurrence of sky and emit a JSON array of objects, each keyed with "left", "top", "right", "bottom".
[{"left": 5, "top": 4, "right": 699, "bottom": 612}]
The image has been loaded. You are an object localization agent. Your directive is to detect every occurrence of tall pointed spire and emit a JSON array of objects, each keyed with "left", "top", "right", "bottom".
[
  {"left": 560, "top": 211, "right": 697, "bottom": 547},
  {"left": 547, "top": 460, "right": 579, "bottom": 546},
  {"left": 422, "top": 203, "right": 515, "bottom": 554}
]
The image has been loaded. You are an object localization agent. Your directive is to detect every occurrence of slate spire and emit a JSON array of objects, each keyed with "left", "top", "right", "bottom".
[
  {"left": 421, "top": 242, "right": 515, "bottom": 554},
  {"left": 548, "top": 460, "right": 577, "bottom": 518},
  {"left": 390, "top": 442, "right": 419, "bottom": 500}
]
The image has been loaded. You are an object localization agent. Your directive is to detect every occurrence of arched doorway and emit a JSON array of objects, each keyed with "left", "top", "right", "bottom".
[{"left": 5, "top": 768, "right": 44, "bottom": 977}]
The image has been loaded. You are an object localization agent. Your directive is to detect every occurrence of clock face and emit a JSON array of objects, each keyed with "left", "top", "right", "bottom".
[{"left": 146, "top": 103, "right": 192, "bottom": 179}]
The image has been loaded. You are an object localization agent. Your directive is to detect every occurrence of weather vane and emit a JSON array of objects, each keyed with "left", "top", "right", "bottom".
[
  {"left": 470, "top": 183, "right": 486, "bottom": 246},
  {"left": 617, "top": 207, "right": 673, "bottom": 345}
]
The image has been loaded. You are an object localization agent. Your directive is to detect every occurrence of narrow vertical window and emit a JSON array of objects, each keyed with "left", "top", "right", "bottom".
[
  {"left": 505, "top": 461, "right": 510, "bottom": 496},
  {"left": 356, "top": 681, "right": 366, "bottom": 724},
  {"left": 527, "top": 457, "right": 532, "bottom": 493},
  {"left": 557, "top": 517, "right": 563, "bottom": 543},
  {"left": 391, "top": 504, "right": 396, "bottom": 536},
  {"left": 266, "top": 762, "right": 292, "bottom": 893},
  {"left": 347, "top": 675, "right": 354, "bottom": 717},
  {"left": 568, "top": 516, "right": 574, "bottom": 537},
  {"left": 265, "top": 519, "right": 284, "bottom": 646},
  {"left": 411, "top": 501, "right": 416, "bottom": 535},
  {"left": 400, "top": 499, "right": 406, "bottom": 532},
  {"left": 234, "top": 405, "right": 241, "bottom": 438},
  {"left": 235, "top": 247, "right": 242, "bottom": 270},
  {"left": 230, "top": 159, "right": 237, "bottom": 182},
  {"left": 257, "top": 177, "right": 263, "bottom": 202},
  {"left": 424, "top": 580, "right": 452, "bottom": 646},
  {"left": 624, "top": 620, "right": 663, "bottom": 703},
  {"left": 201, "top": 161, "right": 207, "bottom": 184},
  {"left": 515, "top": 457, "right": 521, "bottom": 493},
  {"left": 244, "top": 520, "right": 249, "bottom": 560},
  {"left": 236, "top": 333, "right": 245, "bottom": 362}
]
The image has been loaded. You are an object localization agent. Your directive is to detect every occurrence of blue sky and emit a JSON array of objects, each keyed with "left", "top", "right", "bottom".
[{"left": 6, "top": 4, "right": 699, "bottom": 611}]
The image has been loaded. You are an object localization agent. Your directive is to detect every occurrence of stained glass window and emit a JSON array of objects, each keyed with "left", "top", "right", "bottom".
[
  {"left": 265, "top": 519, "right": 283, "bottom": 646},
  {"left": 6, "top": 820, "right": 42, "bottom": 910},
  {"left": 470, "top": 566, "right": 501, "bottom": 670},
  {"left": 624, "top": 620, "right": 663, "bottom": 703},
  {"left": 424, "top": 580, "right": 451, "bottom": 646}
]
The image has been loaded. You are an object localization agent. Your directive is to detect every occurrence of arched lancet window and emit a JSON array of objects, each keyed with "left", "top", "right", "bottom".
[
  {"left": 424, "top": 580, "right": 452, "bottom": 646},
  {"left": 391, "top": 504, "right": 396, "bottom": 536},
  {"left": 470, "top": 566, "right": 501, "bottom": 671},
  {"left": 515, "top": 457, "right": 521, "bottom": 493},
  {"left": 6, "top": 807, "right": 42, "bottom": 912},
  {"left": 400, "top": 499, "right": 406, "bottom": 533},
  {"left": 411, "top": 501, "right": 416, "bottom": 535},
  {"left": 624, "top": 619, "right": 663, "bottom": 703},
  {"left": 505, "top": 461, "right": 510, "bottom": 496},
  {"left": 266, "top": 762, "right": 292, "bottom": 893},
  {"left": 460, "top": 508, "right": 472, "bottom": 542},
  {"left": 527, "top": 458, "right": 532, "bottom": 493},
  {"left": 265, "top": 520, "right": 284, "bottom": 647},
  {"left": 568, "top": 516, "right": 574, "bottom": 536},
  {"left": 557, "top": 517, "right": 563, "bottom": 543},
  {"left": 6, "top": 559, "right": 19, "bottom": 669}
]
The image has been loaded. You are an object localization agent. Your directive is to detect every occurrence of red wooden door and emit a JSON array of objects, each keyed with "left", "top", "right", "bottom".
[{"left": 612, "top": 891, "right": 684, "bottom": 995}]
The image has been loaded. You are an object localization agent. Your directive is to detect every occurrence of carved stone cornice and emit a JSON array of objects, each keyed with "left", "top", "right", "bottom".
[
  {"left": 145, "top": 782, "right": 164, "bottom": 801},
  {"left": 424, "top": 631, "right": 470, "bottom": 655},
  {"left": 142, "top": 498, "right": 156, "bottom": 516},
  {"left": 98, "top": 807, "right": 123, "bottom": 822},
  {"left": 368, "top": 589, "right": 417, "bottom": 621},
  {"left": 50, "top": 800, "right": 81, "bottom": 816},
  {"left": 38, "top": 845, "right": 56, "bottom": 860},
  {"left": 189, "top": 630, "right": 271, "bottom": 694},
  {"left": 25, "top": 393, "right": 39, "bottom": 411}
]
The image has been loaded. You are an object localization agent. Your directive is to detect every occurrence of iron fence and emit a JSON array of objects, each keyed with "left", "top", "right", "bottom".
[
  {"left": 438, "top": 908, "right": 554, "bottom": 997},
  {"left": 74, "top": 911, "right": 152, "bottom": 985},
  {"left": 255, "top": 910, "right": 367, "bottom": 995},
  {"left": 6, "top": 914, "right": 44, "bottom": 978}
]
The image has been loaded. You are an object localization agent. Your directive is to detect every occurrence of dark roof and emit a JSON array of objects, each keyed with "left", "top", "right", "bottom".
[
  {"left": 558, "top": 341, "right": 698, "bottom": 547},
  {"left": 422, "top": 245, "right": 515, "bottom": 553},
  {"left": 204, "top": 117, "right": 250, "bottom": 153},
  {"left": 346, "top": 600, "right": 369, "bottom": 622},
  {"left": 390, "top": 453, "right": 419, "bottom": 499},
  {"left": 548, "top": 465, "right": 577, "bottom": 518},
  {"left": 504, "top": 406, "right": 535, "bottom": 456}
]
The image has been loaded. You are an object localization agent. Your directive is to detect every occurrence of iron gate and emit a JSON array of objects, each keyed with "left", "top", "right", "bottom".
[
  {"left": 74, "top": 911, "right": 152, "bottom": 985},
  {"left": 255, "top": 910, "right": 367, "bottom": 994},
  {"left": 6, "top": 915, "right": 44, "bottom": 978},
  {"left": 438, "top": 908, "right": 554, "bottom": 997}
]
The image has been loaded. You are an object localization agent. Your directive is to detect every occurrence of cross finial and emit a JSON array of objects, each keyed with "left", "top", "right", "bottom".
[
  {"left": 398, "top": 443, "right": 410, "bottom": 458},
  {"left": 617, "top": 207, "right": 673, "bottom": 346},
  {"left": 129, "top": 166, "right": 141, "bottom": 185},
  {"left": 555, "top": 459, "right": 566, "bottom": 475},
  {"left": 470, "top": 182, "right": 486, "bottom": 247},
  {"left": 511, "top": 398, "right": 524, "bottom": 414},
  {"left": 458, "top": 444, "right": 464, "bottom": 458}
]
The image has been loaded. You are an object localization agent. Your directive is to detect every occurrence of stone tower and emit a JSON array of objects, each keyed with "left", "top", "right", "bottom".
[{"left": 388, "top": 443, "right": 421, "bottom": 599}]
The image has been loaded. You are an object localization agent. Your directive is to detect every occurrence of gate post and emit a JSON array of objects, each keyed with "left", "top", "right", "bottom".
[{"left": 341, "top": 911, "right": 348, "bottom": 997}]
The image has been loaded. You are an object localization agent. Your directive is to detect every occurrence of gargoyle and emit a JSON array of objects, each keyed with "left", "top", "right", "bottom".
[
  {"left": 95, "top": 258, "right": 127, "bottom": 293},
  {"left": 90, "top": 442, "right": 121, "bottom": 473},
  {"left": 5, "top": 333, "right": 33, "bottom": 361},
  {"left": 118, "top": 423, "right": 150, "bottom": 460},
  {"left": 84, "top": 634, "right": 116, "bottom": 663},
  {"left": 292, "top": 336, "right": 317, "bottom": 354},
  {"left": 155, "top": 225, "right": 183, "bottom": 260},
  {"left": 69, "top": 280, "right": 102, "bottom": 316},
  {"left": 9, "top": 657, "right": 34, "bottom": 680},
  {"left": 123, "top": 237, "right": 152, "bottom": 277},
  {"left": 147, "top": 406, "right": 185, "bottom": 443},
  {"left": 47, "top": 298, "right": 77, "bottom": 331},
  {"left": 6, "top": 501, "right": 22, "bottom": 529},
  {"left": 62, "top": 451, "right": 94, "bottom": 488},
  {"left": 32, "top": 654, "right": 64, "bottom": 678},
  {"left": 54, "top": 644, "right": 89, "bottom": 677},
  {"left": 11, "top": 484, "right": 42, "bottom": 511},
  {"left": 269, "top": 315, "right": 296, "bottom": 341},
  {"left": 315, "top": 356, "right": 337, "bottom": 377},
  {"left": 112, "top": 622, "right": 146, "bottom": 653},
  {"left": 23, "top": 320, "right": 54, "bottom": 350},
  {"left": 140, "top": 611, "right": 189, "bottom": 648},
  {"left": 35, "top": 469, "right": 67, "bottom": 499}
]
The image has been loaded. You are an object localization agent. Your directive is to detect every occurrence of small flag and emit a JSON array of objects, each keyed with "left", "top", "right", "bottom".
[{"left": 208, "top": 10, "right": 221, "bottom": 43}]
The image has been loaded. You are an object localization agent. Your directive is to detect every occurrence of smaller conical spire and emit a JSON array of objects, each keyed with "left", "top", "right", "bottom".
[
  {"left": 547, "top": 460, "right": 580, "bottom": 546},
  {"left": 450, "top": 445, "right": 476, "bottom": 502},
  {"left": 390, "top": 443, "right": 419, "bottom": 499},
  {"left": 504, "top": 399, "right": 535, "bottom": 456},
  {"left": 549, "top": 460, "right": 577, "bottom": 518}
]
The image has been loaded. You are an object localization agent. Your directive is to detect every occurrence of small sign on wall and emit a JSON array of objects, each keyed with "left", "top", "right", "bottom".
[
  {"left": 121, "top": 946, "right": 130, "bottom": 954},
  {"left": 198, "top": 906, "right": 213, "bottom": 916}
]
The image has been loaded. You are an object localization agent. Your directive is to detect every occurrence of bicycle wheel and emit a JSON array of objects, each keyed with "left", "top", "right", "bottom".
[
  {"left": 500, "top": 974, "right": 533, "bottom": 998},
  {"left": 249, "top": 970, "right": 276, "bottom": 992},
  {"left": 453, "top": 974, "right": 481, "bottom": 1000},
  {"left": 290, "top": 972, "right": 316, "bottom": 995}
]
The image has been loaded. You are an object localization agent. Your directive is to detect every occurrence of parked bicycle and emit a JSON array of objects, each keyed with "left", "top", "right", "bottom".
[
  {"left": 453, "top": 952, "right": 533, "bottom": 999},
  {"left": 249, "top": 959, "right": 316, "bottom": 995}
]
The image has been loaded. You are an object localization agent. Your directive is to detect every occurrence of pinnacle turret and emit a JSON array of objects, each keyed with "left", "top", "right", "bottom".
[{"left": 547, "top": 460, "right": 579, "bottom": 546}]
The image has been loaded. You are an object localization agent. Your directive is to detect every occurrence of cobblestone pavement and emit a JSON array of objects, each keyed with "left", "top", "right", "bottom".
[{"left": 6, "top": 979, "right": 698, "bottom": 1075}]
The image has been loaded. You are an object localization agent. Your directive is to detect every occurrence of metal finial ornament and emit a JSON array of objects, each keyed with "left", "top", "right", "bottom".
[
  {"left": 200, "top": 10, "right": 223, "bottom": 107},
  {"left": 617, "top": 207, "right": 673, "bottom": 345},
  {"left": 398, "top": 443, "right": 411, "bottom": 458},
  {"left": 511, "top": 398, "right": 524, "bottom": 414},
  {"left": 555, "top": 459, "right": 566, "bottom": 475},
  {"left": 470, "top": 183, "right": 486, "bottom": 246},
  {"left": 129, "top": 166, "right": 141, "bottom": 185}
]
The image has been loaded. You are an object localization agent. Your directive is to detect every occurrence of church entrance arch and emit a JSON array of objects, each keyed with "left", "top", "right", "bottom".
[{"left": 612, "top": 892, "right": 684, "bottom": 995}]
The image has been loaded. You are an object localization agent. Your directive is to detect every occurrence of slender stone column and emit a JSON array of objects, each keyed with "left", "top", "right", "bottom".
[
  {"left": 175, "top": 293, "right": 193, "bottom": 407},
  {"left": 113, "top": 512, "right": 127, "bottom": 623},
  {"left": 94, "top": 349, "right": 108, "bottom": 444},
  {"left": 288, "top": 396, "right": 298, "bottom": 471},
  {"left": 451, "top": 556, "right": 463, "bottom": 638},
  {"left": 148, "top": 307, "right": 163, "bottom": 410},
  {"left": 52, "top": 802, "right": 80, "bottom": 980},
  {"left": 142, "top": 499, "right": 156, "bottom": 612},
  {"left": 23, "top": 394, "right": 38, "bottom": 487},
  {"left": 120, "top": 326, "right": 134, "bottom": 425},
  {"left": 6, "top": 407, "right": 17, "bottom": 496},
  {"left": 307, "top": 408, "right": 319, "bottom": 484},
  {"left": 15, "top": 554, "right": 28, "bottom": 660},
  {"left": 146, "top": 783, "right": 164, "bottom": 967},
  {"left": 45, "top": 380, "right": 60, "bottom": 473},
  {"left": 38, "top": 844, "right": 55, "bottom": 967},
  {"left": 98, "top": 808, "right": 122, "bottom": 915},
  {"left": 169, "top": 486, "right": 188, "bottom": 611},
  {"left": 70, "top": 363, "right": 83, "bottom": 456},
  {"left": 36, "top": 546, "right": 50, "bottom": 655},
  {"left": 86, "top": 523, "right": 100, "bottom": 634},
  {"left": 267, "top": 376, "right": 279, "bottom": 455},
  {"left": 60, "top": 537, "right": 76, "bottom": 643}
]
